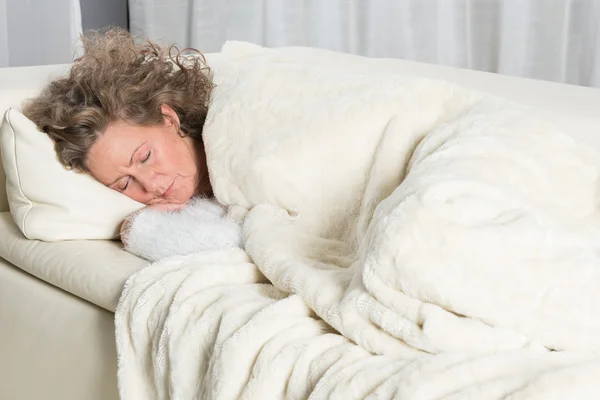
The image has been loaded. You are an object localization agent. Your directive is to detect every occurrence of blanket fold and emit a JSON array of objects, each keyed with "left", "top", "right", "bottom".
[{"left": 115, "top": 42, "right": 600, "bottom": 399}]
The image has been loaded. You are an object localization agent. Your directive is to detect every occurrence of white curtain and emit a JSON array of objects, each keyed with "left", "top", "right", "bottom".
[
  {"left": 0, "top": 0, "right": 82, "bottom": 67},
  {"left": 129, "top": 0, "right": 600, "bottom": 88}
]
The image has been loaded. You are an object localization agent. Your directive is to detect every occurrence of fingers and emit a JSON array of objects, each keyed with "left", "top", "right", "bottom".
[{"left": 148, "top": 202, "right": 188, "bottom": 212}]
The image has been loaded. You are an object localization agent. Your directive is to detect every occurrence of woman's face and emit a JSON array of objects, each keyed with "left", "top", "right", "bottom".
[{"left": 86, "top": 105, "right": 208, "bottom": 206}]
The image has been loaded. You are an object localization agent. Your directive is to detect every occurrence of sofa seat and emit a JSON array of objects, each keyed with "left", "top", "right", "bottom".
[
  {"left": 0, "top": 257, "right": 120, "bottom": 400},
  {"left": 0, "top": 212, "right": 147, "bottom": 311}
]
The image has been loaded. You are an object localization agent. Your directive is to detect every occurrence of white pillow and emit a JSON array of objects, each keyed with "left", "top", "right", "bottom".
[{"left": 0, "top": 108, "right": 144, "bottom": 241}]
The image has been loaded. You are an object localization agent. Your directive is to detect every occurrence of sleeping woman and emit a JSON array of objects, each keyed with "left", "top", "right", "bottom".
[{"left": 23, "top": 28, "right": 240, "bottom": 261}]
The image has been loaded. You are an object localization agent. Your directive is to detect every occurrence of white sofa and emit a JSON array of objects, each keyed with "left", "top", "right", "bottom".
[
  {"left": 2, "top": 51, "right": 600, "bottom": 400},
  {"left": 0, "top": 63, "right": 147, "bottom": 400}
]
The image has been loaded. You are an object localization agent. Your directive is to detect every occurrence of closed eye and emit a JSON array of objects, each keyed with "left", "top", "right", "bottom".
[
  {"left": 141, "top": 150, "right": 151, "bottom": 163},
  {"left": 120, "top": 177, "right": 130, "bottom": 192}
]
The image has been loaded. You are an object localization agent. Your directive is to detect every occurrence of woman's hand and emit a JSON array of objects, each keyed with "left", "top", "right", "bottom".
[{"left": 147, "top": 202, "right": 189, "bottom": 212}]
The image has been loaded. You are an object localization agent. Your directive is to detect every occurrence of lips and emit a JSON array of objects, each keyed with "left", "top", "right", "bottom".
[{"left": 162, "top": 180, "right": 175, "bottom": 197}]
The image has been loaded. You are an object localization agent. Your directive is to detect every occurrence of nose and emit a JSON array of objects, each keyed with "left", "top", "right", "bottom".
[{"left": 135, "top": 168, "right": 161, "bottom": 194}]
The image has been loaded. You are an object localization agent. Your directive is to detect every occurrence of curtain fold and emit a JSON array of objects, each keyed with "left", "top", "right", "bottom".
[
  {"left": 0, "top": 0, "right": 82, "bottom": 67},
  {"left": 129, "top": 0, "right": 600, "bottom": 87}
]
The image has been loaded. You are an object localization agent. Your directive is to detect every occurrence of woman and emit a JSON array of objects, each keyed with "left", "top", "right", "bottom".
[{"left": 24, "top": 28, "right": 214, "bottom": 212}]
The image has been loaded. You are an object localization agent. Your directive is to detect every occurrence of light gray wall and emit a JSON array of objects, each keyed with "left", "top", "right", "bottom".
[{"left": 80, "top": 0, "right": 128, "bottom": 31}]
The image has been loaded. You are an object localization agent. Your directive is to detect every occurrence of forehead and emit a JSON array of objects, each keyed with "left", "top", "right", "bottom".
[{"left": 86, "top": 121, "right": 148, "bottom": 184}]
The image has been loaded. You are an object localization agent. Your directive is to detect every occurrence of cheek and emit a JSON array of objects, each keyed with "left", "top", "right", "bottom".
[
  {"left": 157, "top": 139, "right": 179, "bottom": 167},
  {"left": 165, "top": 141, "right": 197, "bottom": 175},
  {"left": 150, "top": 144, "right": 175, "bottom": 175}
]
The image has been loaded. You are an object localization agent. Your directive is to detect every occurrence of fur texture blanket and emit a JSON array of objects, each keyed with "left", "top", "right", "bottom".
[{"left": 115, "top": 43, "right": 600, "bottom": 399}]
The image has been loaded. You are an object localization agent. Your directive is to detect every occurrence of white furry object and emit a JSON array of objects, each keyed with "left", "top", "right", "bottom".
[
  {"left": 122, "top": 197, "right": 242, "bottom": 262},
  {"left": 115, "top": 42, "right": 600, "bottom": 399}
]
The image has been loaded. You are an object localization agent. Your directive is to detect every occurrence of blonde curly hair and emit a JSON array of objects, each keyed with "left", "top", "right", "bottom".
[{"left": 23, "top": 27, "right": 214, "bottom": 172}]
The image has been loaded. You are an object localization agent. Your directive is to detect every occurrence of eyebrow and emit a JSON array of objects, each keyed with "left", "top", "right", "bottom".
[{"left": 107, "top": 141, "right": 147, "bottom": 187}]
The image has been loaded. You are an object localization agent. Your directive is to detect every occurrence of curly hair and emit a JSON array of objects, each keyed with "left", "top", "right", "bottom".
[{"left": 22, "top": 27, "right": 214, "bottom": 172}]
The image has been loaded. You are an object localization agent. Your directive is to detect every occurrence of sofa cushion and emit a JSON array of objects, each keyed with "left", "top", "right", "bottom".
[
  {"left": 0, "top": 212, "right": 147, "bottom": 311},
  {"left": 0, "top": 109, "right": 144, "bottom": 241}
]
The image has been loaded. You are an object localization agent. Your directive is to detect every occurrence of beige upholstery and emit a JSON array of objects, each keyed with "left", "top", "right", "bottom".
[
  {"left": 0, "top": 257, "right": 118, "bottom": 400},
  {"left": 0, "top": 212, "right": 146, "bottom": 312}
]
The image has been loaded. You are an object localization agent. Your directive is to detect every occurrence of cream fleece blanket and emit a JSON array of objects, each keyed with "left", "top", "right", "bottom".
[{"left": 115, "top": 43, "right": 600, "bottom": 399}]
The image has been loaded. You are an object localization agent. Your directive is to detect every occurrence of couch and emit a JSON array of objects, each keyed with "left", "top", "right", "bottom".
[{"left": 2, "top": 51, "right": 600, "bottom": 400}]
